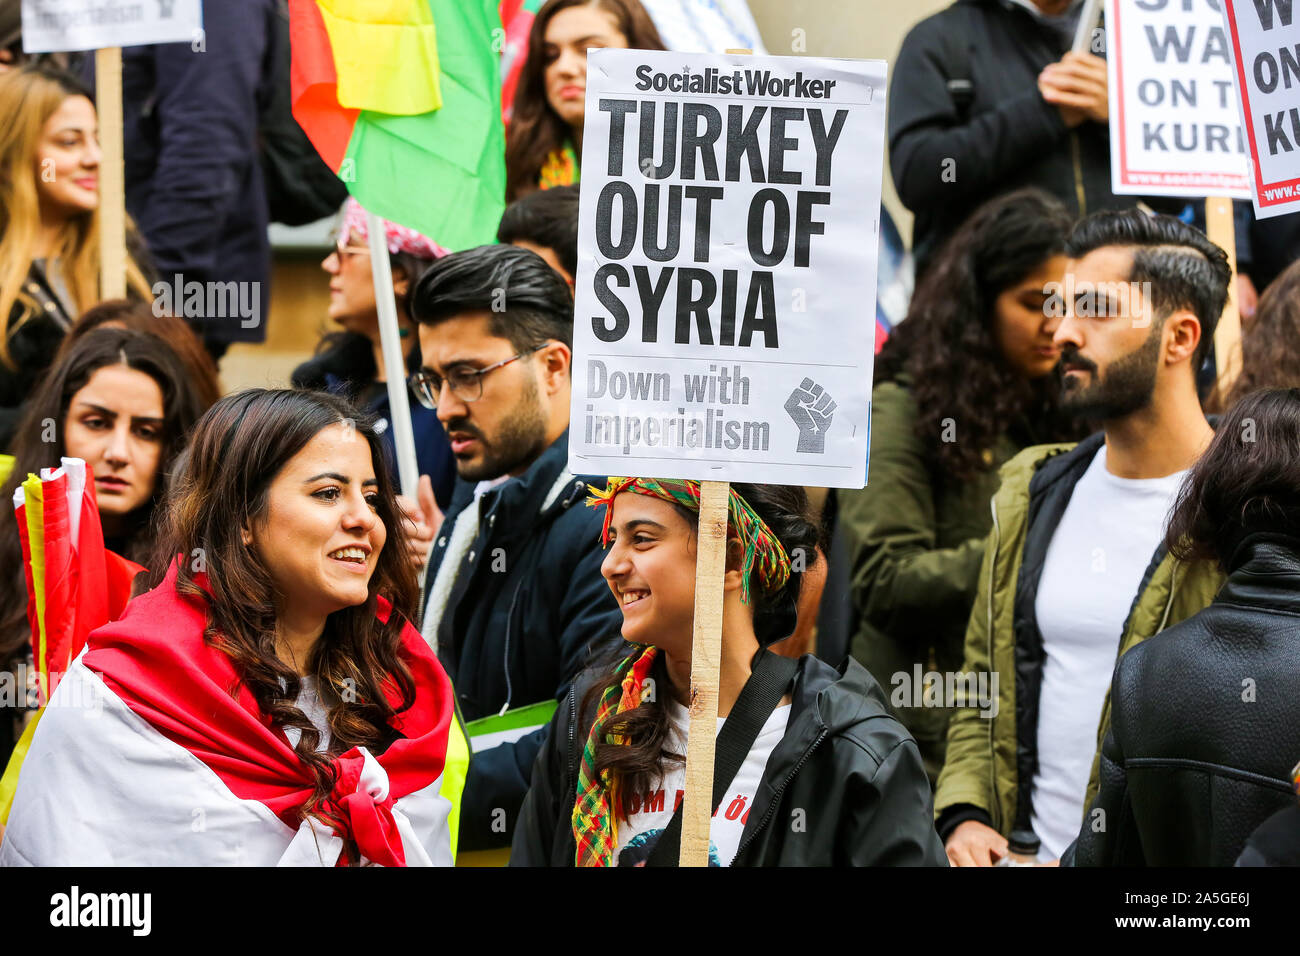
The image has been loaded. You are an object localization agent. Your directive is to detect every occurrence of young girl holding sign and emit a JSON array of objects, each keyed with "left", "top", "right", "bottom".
[{"left": 511, "top": 478, "right": 945, "bottom": 866}]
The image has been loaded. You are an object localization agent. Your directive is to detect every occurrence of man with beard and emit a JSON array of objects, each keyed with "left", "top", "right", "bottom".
[
  {"left": 409, "top": 244, "right": 621, "bottom": 858},
  {"left": 935, "top": 210, "right": 1230, "bottom": 866}
]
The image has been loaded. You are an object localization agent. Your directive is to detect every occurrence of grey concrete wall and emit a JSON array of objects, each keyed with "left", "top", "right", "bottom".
[{"left": 745, "top": 0, "right": 953, "bottom": 244}]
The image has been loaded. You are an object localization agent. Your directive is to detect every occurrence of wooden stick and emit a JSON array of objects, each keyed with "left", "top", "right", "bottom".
[
  {"left": 679, "top": 478, "right": 730, "bottom": 867},
  {"left": 95, "top": 47, "right": 127, "bottom": 300},
  {"left": 1205, "top": 197, "right": 1242, "bottom": 395}
]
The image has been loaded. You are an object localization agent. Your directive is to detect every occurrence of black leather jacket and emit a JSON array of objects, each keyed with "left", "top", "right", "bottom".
[
  {"left": 511, "top": 651, "right": 947, "bottom": 866},
  {"left": 1070, "top": 532, "right": 1300, "bottom": 866}
]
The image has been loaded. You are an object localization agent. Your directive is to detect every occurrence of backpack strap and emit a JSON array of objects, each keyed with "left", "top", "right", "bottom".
[{"left": 645, "top": 650, "right": 799, "bottom": 866}]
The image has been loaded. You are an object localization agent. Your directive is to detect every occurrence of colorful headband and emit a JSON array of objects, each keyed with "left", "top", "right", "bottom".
[
  {"left": 587, "top": 477, "right": 791, "bottom": 604},
  {"left": 341, "top": 197, "right": 448, "bottom": 260}
]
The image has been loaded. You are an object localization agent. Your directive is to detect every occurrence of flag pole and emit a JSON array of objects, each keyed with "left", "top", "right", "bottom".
[
  {"left": 365, "top": 210, "right": 420, "bottom": 498},
  {"left": 95, "top": 48, "right": 127, "bottom": 299},
  {"left": 1073, "top": 0, "right": 1103, "bottom": 53}
]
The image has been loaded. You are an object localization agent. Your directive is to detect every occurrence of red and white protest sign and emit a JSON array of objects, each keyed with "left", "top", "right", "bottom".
[
  {"left": 1106, "top": 0, "right": 1252, "bottom": 198},
  {"left": 1219, "top": 0, "right": 1300, "bottom": 218}
]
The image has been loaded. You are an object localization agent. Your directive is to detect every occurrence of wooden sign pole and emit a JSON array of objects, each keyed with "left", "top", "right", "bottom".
[
  {"left": 1205, "top": 197, "right": 1241, "bottom": 394},
  {"left": 677, "top": 45, "right": 752, "bottom": 870},
  {"left": 95, "top": 47, "right": 127, "bottom": 300},
  {"left": 679, "top": 479, "right": 729, "bottom": 867}
]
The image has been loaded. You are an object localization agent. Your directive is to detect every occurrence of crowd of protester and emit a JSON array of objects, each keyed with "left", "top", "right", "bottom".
[{"left": 0, "top": 0, "right": 1299, "bottom": 867}]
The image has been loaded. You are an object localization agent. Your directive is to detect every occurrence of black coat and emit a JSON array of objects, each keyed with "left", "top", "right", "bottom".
[
  {"left": 889, "top": 0, "right": 1139, "bottom": 275},
  {"left": 1237, "top": 805, "right": 1300, "bottom": 867},
  {"left": 0, "top": 262, "right": 72, "bottom": 451},
  {"left": 421, "top": 430, "right": 623, "bottom": 850},
  {"left": 122, "top": 0, "right": 275, "bottom": 346},
  {"left": 1070, "top": 533, "right": 1300, "bottom": 866},
  {"left": 511, "top": 651, "right": 947, "bottom": 866}
]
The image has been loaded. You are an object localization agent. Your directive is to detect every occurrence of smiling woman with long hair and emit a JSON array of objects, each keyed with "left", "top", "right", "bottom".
[
  {"left": 0, "top": 64, "right": 153, "bottom": 448},
  {"left": 1, "top": 389, "right": 456, "bottom": 866},
  {"left": 505, "top": 0, "right": 664, "bottom": 201}
]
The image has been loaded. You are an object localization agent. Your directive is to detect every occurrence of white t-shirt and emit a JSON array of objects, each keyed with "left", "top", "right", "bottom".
[
  {"left": 614, "top": 699, "right": 791, "bottom": 867},
  {"left": 284, "top": 677, "right": 331, "bottom": 753},
  {"left": 1030, "top": 445, "right": 1187, "bottom": 861}
]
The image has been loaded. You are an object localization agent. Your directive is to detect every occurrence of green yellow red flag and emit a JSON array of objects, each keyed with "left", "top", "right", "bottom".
[{"left": 290, "top": 0, "right": 505, "bottom": 251}]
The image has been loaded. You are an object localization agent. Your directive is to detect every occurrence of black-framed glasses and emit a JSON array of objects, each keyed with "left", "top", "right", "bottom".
[{"left": 408, "top": 344, "right": 548, "bottom": 410}]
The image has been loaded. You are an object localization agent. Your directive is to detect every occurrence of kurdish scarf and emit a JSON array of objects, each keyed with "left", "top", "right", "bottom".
[
  {"left": 538, "top": 142, "right": 579, "bottom": 191},
  {"left": 586, "top": 477, "right": 791, "bottom": 604},
  {"left": 571, "top": 644, "right": 658, "bottom": 867}
]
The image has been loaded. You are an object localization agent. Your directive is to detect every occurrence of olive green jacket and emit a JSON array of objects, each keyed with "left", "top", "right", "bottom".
[
  {"left": 840, "top": 379, "right": 1020, "bottom": 779},
  {"left": 932, "top": 437, "right": 1225, "bottom": 839}
]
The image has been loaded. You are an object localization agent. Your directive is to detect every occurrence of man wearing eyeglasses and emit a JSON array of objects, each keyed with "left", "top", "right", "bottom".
[{"left": 409, "top": 243, "right": 622, "bottom": 859}]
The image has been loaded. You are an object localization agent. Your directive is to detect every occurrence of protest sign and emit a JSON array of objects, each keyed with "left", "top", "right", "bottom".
[
  {"left": 20, "top": 0, "right": 202, "bottom": 53},
  {"left": 1219, "top": 0, "right": 1300, "bottom": 218},
  {"left": 1106, "top": 0, "right": 1252, "bottom": 198},
  {"left": 568, "top": 48, "right": 886, "bottom": 489}
]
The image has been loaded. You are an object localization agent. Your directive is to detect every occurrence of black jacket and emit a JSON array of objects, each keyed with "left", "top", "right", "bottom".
[
  {"left": 889, "top": 0, "right": 1137, "bottom": 275},
  {"left": 122, "top": 0, "right": 274, "bottom": 346},
  {"left": 1237, "top": 805, "right": 1300, "bottom": 867},
  {"left": 511, "top": 652, "right": 947, "bottom": 866},
  {"left": 0, "top": 262, "right": 72, "bottom": 451},
  {"left": 421, "top": 430, "right": 623, "bottom": 850},
  {"left": 1070, "top": 533, "right": 1300, "bottom": 866}
]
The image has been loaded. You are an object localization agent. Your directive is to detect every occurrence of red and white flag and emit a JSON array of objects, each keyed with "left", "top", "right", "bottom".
[{"left": 1, "top": 560, "right": 454, "bottom": 866}]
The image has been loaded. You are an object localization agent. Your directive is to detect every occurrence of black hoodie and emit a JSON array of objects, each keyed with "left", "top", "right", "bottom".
[
  {"left": 889, "top": 0, "right": 1145, "bottom": 276},
  {"left": 510, "top": 651, "right": 948, "bottom": 866}
]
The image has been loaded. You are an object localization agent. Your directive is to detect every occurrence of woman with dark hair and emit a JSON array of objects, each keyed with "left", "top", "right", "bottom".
[
  {"left": 60, "top": 298, "right": 221, "bottom": 409},
  {"left": 0, "top": 327, "right": 210, "bottom": 764},
  {"left": 837, "top": 188, "right": 1081, "bottom": 782},
  {"left": 511, "top": 478, "right": 944, "bottom": 866},
  {"left": 1069, "top": 388, "right": 1300, "bottom": 866},
  {"left": 1207, "top": 259, "right": 1300, "bottom": 413},
  {"left": 505, "top": 0, "right": 665, "bottom": 202},
  {"left": 1, "top": 389, "right": 456, "bottom": 865}
]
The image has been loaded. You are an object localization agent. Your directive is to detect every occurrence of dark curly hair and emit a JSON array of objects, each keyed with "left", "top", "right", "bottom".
[
  {"left": 876, "top": 188, "right": 1081, "bottom": 484},
  {"left": 1207, "top": 260, "right": 1300, "bottom": 413},
  {"left": 580, "top": 482, "right": 820, "bottom": 818},
  {"left": 1167, "top": 387, "right": 1300, "bottom": 571}
]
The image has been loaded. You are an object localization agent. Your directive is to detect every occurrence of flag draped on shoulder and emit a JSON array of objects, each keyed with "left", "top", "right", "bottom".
[
  {"left": 289, "top": 0, "right": 505, "bottom": 251},
  {"left": 0, "top": 559, "right": 456, "bottom": 867}
]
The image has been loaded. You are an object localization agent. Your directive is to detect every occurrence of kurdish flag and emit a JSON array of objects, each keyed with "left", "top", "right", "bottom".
[
  {"left": 290, "top": 0, "right": 505, "bottom": 251},
  {"left": 13, "top": 459, "right": 143, "bottom": 703},
  {"left": 0, "top": 459, "right": 144, "bottom": 825}
]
